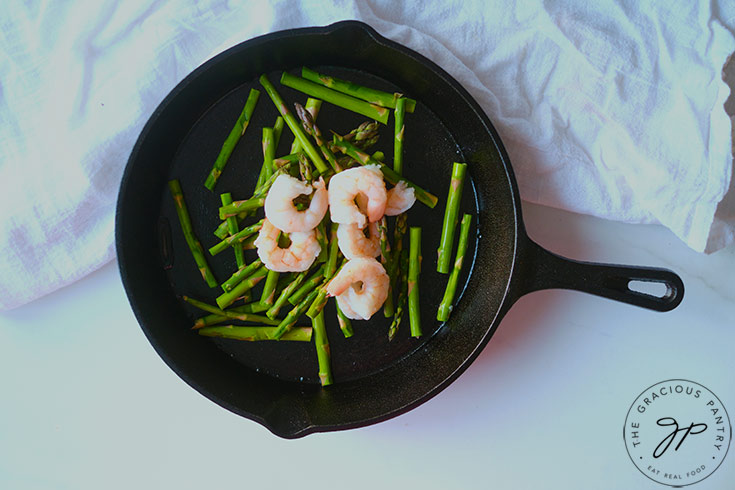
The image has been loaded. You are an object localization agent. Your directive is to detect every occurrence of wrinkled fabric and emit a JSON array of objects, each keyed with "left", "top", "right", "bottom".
[{"left": 0, "top": 0, "right": 733, "bottom": 310}]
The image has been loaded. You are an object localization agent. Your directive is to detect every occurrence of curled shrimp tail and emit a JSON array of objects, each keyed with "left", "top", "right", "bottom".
[
  {"left": 385, "top": 181, "right": 416, "bottom": 216},
  {"left": 326, "top": 257, "right": 389, "bottom": 320},
  {"left": 265, "top": 174, "right": 328, "bottom": 232}
]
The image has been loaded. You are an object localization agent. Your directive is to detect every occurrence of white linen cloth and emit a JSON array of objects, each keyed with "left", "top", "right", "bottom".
[{"left": 1, "top": 0, "right": 733, "bottom": 310}]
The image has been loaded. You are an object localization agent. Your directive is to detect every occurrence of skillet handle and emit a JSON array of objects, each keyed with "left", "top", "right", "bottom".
[{"left": 517, "top": 238, "right": 684, "bottom": 312}]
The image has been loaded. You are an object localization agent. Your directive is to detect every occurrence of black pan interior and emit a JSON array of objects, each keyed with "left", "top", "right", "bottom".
[{"left": 117, "top": 22, "right": 520, "bottom": 437}]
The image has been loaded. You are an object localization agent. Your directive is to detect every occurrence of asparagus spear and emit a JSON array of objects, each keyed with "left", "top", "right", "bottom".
[
  {"left": 260, "top": 269, "right": 280, "bottom": 306},
  {"left": 388, "top": 248, "right": 409, "bottom": 340},
  {"left": 437, "top": 214, "right": 473, "bottom": 321},
  {"left": 216, "top": 265, "right": 268, "bottom": 309},
  {"left": 211, "top": 161, "right": 295, "bottom": 239},
  {"left": 312, "top": 310, "right": 333, "bottom": 386},
  {"left": 255, "top": 127, "right": 274, "bottom": 189},
  {"left": 274, "top": 272, "right": 296, "bottom": 295},
  {"left": 342, "top": 121, "right": 380, "bottom": 150},
  {"left": 335, "top": 302, "right": 354, "bottom": 338},
  {"left": 306, "top": 266, "right": 342, "bottom": 319},
  {"left": 273, "top": 287, "right": 320, "bottom": 340},
  {"left": 437, "top": 162, "right": 468, "bottom": 273},
  {"left": 291, "top": 98, "right": 322, "bottom": 153},
  {"left": 267, "top": 269, "right": 309, "bottom": 319},
  {"left": 393, "top": 97, "right": 407, "bottom": 175},
  {"left": 305, "top": 222, "right": 344, "bottom": 324},
  {"left": 273, "top": 152, "right": 304, "bottom": 169},
  {"left": 288, "top": 265, "right": 326, "bottom": 306},
  {"left": 241, "top": 234, "right": 258, "bottom": 250},
  {"left": 218, "top": 197, "right": 265, "bottom": 220},
  {"left": 331, "top": 136, "right": 438, "bottom": 208},
  {"left": 408, "top": 227, "right": 422, "bottom": 338},
  {"left": 306, "top": 237, "right": 344, "bottom": 319},
  {"left": 314, "top": 214, "right": 330, "bottom": 263},
  {"left": 261, "top": 127, "right": 276, "bottom": 182},
  {"left": 281, "top": 72, "right": 389, "bottom": 124},
  {"left": 204, "top": 88, "right": 260, "bottom": 190},
  {"left": 182, "top": 296, "right": 280, "bottom": 326},
  {"left": 298, "top": 152, "right": 313, "bottom": 182},
  {"left": 254, "top": 159, "right": 296, "bottom": 198},
  {"left": 325, "top": 222, "right": 340, "bottom": 276},
  {"left": 208, "top": 219, "right": 263, "bottom": 256},
  {"left": 220, "top": 193, "right": 245, "bottom": 267},
  {"left": 259, "top": 74, "right": 329, "bottom": 174},
  {"left": 255, "top": 117, "right": 285, "bottom": 190},
  {"left": 221, "top": 260, "right": 264, "bottom": 293},
  {"left": 213, "top": 220, "right": 232, "bottom": 239},
  {"left": 273, "top": 116, "right": 285, "bottom": 147},
  {"left": 391, "top": 211, "right": 409, "bottom": 268},
  {"left": 193, "top": 302, "right": 269, "bottom": 329},
  {"left": 167, "top": 179, "right": 217, "bottom": 287},
  {"left": 377, "top": 216, "right": 394, "bottom": 317},
  {"left": 333, "top": 122, "right": 381, "bottom": 170},
  {"left": 198, "top": 325, "right": 312, "bottom": 342},
  {"left": 294, "top": 102, "right": 341, "bottom": 172},
  {"left": 301, "top": 67, "right": 416, "bottom": 112},
  {"left": 261, "top": 232, "right": 298, "bottom": 306}
]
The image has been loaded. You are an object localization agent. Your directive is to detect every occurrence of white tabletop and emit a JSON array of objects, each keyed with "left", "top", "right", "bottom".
[{"left": 1, "top": 201, "right": 733, "bottom": 489}]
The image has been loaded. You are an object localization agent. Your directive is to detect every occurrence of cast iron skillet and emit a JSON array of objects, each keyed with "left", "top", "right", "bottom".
[{"left": 116, "top": 21, "right": 684, "bottom": 438}]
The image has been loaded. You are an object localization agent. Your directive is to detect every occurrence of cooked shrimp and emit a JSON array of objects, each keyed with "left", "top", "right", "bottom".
[
  {"left": 265, "top": 174, "right": 328, "bottom": 232},
  {"left": 326, "top": 257, "right": 389, "bottom": 320},
  {"left": 337, "top": 222, "right": 380, "bottom": 260},
  {"left": 384, "top": 181, "right": 416, "bottom": 216},
  {"left": 254, "top": 218, "right": 321, "bottom": 272},
  {"left": 328, "top": 165, "right": 386, "bottom": 229}
]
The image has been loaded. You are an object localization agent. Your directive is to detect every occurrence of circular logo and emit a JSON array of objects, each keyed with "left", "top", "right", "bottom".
[{"left": 624, "top": 379, "right": 731, "bottom": 486}]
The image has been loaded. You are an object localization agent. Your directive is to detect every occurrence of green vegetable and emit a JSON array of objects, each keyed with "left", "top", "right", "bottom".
[
  {"left": 260, "top": 269, "right": 280, "bottom": 306},
  {"left": 168, "top": 179, "right": 217, "bottom": 287},
  {"left": 290, "top": 98, "right": 322, "bottom": 153},
  {"left": 220, "top": 259, "right": 264, "bottom": 293},
  {"left": 273, "top": 288, "right": 320, "bottom": 340},
  {"left": 294, "top": 102, "right": 341, "bottom": 172},
  {"left": 218, "top": 197, "right": 265, "bottom": 220},
  {"left": 259, "top": 74, "right": 329, "bottom": 174},
  {"left": 267, "top": 269, "right": 310, "bottom": 319},
  {"left": 182, "top": 296, "right": 280, "bottom": 326},
  {"left": 198, "top": 325, "right": 312, "bottom": 342},
  {"left": 281, "top": 71, "right": 390, "bottom": 124},
  {"left": 301, "top": 66, "right": 416, "bottom": 112},
  {"left": 312, "top": 310, "right": 333, "bottom": 386},
  {"left": 208, "top": 219, "right": 263, "bottom": 256},
  {"left": 193, "top": 302, "right": 270, "bottom": 329},
  {"left": 204, "top": 88, "right": 260, "bottom": 190},
  {"left": 377, "top": 217, "right": 394, "bottom": 317},
  {"left": 393, "top": 97, "right": 407, "bottom": 175},
  {"left": 216, "top": 265, "right": 268, "bottom": 309},
  {"left": 336, "top": 302, "right": 354, "bottom": 338},
  {"left": 288, "top": 265, "right": 325, "bottom": 306},
  {"left": 408, "top": 227, "right": 422, "bottom": 338},
  {"left": 437, "top": 214, "right": 472, "bottom": 322},
  {"left": 388, "top": 248, "right": 409, "bottom": 341},
  {"left": 220, "top": 193, "right": 244, "bottom": 267},
  {"left": 437, "top": 162, "right": 467, "bottom": 273}
]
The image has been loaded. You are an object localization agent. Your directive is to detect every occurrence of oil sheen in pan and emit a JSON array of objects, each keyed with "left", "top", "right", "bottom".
[{"left": 159, "top": 67, "right": 479, "bottom": 384}]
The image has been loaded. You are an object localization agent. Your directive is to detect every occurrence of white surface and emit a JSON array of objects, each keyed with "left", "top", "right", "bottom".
[
  {"left": 2, "top": 0, "right": 734, "bottom": 310},
  {"left": 1, "top": 202, "right": 733, "bottom": 489}
]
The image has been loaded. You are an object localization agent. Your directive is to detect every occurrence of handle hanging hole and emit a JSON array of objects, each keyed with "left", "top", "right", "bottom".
[{"left": 627, "top": 280, "right": 670, "bottom": 299}]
